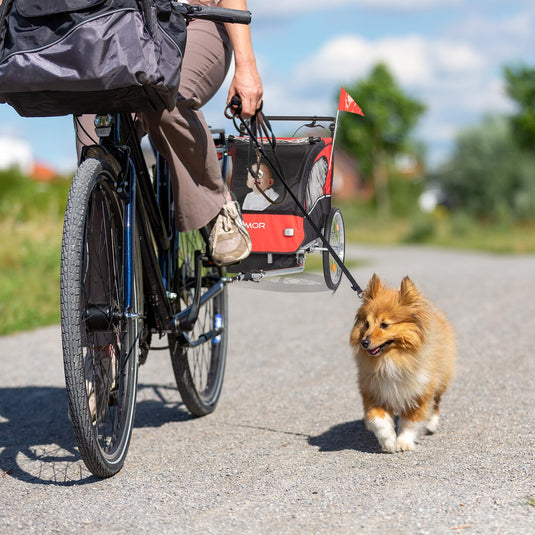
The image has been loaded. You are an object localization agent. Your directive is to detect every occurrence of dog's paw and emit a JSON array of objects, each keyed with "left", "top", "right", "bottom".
[
  {"left": 397, "top": 418, "right": 424, "bottom": 451},
  {"left": 426, "top": 413, "right": 440, "bottom": 434},
  {"left": 396, "top": 437, "right": 416, "bottom": 452},
  {"left": 380, "top": 437, "right": 397, "bottom": 454},
  {"left": 366, "top": 413, "right": 397, "bottom": 454}
]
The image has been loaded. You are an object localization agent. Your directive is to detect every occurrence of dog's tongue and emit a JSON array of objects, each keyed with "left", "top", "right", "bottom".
[{"left": 369, "top": 347, "right": 381, "bottom": 356}]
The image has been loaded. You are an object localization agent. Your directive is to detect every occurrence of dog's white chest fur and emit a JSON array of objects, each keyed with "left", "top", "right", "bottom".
[{"left": 366, "top": 357, "right": 429, "bottom": 413}]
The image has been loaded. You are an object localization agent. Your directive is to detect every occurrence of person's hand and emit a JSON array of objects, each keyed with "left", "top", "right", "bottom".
[{"left": 227, "top": 64, "right": 263, "bottom": 119}]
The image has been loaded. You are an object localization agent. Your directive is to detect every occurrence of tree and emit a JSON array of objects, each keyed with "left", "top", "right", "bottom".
[
  {"left": 338, "top": 63, "right": 426, "bottom": 217},
  {"left": 504, "top": 64, "right": 535, "bottom": 150},
  {"left": 438, "top": 116, "right": 535, "bottom": 221}
]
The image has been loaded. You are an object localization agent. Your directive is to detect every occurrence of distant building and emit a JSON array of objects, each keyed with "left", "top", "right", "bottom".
[{"left": 0, "top": 135, "right": 34, "bottom": 175}]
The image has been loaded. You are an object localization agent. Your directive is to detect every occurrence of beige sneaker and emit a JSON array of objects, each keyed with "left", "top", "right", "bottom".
[{"left": 209, "top": 201, "right": 252, "bottom": 266}]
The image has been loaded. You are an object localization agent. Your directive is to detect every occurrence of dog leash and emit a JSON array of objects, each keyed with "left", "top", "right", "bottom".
[{"left": 226, "top": 99, "right": 364, "bottom": 298}]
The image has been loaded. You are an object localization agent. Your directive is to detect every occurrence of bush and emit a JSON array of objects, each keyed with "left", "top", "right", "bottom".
[
  {"left": 388, "top": 174, "right": 424, "bottom": 218},
  {"left": 449, "top": 211, "right": 473, "bottom": 236},
  {"left": 437, "top": 116, "right": 535, "bottom": 222},
  {"left": 403, "top": 213, "right": 437, "bottom": 243}
]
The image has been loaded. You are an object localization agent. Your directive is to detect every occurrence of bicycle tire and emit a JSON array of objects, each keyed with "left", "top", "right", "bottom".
[
  {"left": 169, "top": 230, "right": 228, "bottom": 416},
  {"left": 61, "top": 158, "right": 142, "bottom": 478},
  {"left": 322, "top": 207, "right": 345, "bottom": 291}
]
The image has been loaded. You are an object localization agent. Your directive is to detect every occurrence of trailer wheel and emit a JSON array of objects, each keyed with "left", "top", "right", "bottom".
[{"left": 322, "top": 207, "right": 345, "bottom": 291}]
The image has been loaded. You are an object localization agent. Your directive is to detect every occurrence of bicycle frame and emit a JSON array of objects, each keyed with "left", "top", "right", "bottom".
[{"left": 86, "top": 112, "right": 225, "bottom": 340}]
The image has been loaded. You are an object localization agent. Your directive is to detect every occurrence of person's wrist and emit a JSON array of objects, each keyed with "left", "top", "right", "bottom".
[{"left": 233, "top": 51, "right": 257, "bottom": 68}]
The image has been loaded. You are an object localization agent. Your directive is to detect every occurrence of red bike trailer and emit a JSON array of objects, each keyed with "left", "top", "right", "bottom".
[{"left": 214, "top": 115, "right": 354, "bottom": 292}]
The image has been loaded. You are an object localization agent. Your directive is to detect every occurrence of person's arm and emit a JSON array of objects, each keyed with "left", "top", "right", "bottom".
[{"left": 219, "top": 0, "right": 263, "bottom": 118}]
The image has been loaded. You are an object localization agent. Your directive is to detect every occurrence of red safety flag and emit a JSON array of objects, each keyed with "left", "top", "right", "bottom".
[{"left": 338, "top": 87, "right": 364, "bottom": 116}]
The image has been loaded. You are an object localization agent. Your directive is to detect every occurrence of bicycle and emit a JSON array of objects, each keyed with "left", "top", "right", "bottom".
[{"left": 60, "top": 4, "right": 251, "bottom": 478}]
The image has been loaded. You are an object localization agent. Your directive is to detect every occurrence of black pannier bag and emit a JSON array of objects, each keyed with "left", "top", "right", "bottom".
[
  {"left": 227, "top": 135, "right": 334, "bottom": 274},
  {"left": 0, "top": 0, "right": 186, "bottom": 117}
]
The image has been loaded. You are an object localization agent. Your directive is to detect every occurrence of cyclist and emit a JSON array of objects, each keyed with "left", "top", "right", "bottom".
[{"left": 75, "top": 0, "right": 263, "bottom": 266}]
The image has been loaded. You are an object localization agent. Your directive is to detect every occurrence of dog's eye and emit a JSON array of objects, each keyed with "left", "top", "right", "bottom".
[
  {"left": 380, "top": 322, "right": 389, "bottom": 329},
  {"left": 364, "top": 320, "right": 369, "bottom": 329}
]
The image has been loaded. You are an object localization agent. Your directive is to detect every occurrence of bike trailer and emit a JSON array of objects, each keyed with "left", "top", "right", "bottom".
[{"left": 224, "top": 116, "right": 346, "bottom": 290}]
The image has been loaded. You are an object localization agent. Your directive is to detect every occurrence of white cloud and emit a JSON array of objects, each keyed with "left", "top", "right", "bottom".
[
  {"left": 461, "top": 77, "right": 513, "bottom": 115},
  {"left": 292, "top": 33, "right": 486, "bottom": 90},
  {"left": 375, "top": 36, "right": 433, "bottom": 85},
  {"left": 432, "top": 41, "right": 486, "bottom": 74},
  {"left": 445, "top": 7, "right": 535, "bottom": 64},
  {"left": 0, "top": 136, "right": 33, "bottom": 174},
  {"left": 292, "top": 35, "right": 372, "bottom": 86}
]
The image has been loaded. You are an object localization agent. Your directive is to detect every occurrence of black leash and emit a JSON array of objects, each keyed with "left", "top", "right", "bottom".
[{"left": 226, "top": 101, "right": 364, "bottom": 298}]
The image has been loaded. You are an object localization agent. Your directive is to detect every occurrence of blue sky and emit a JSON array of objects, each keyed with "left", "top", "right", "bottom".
[{"left": 1, "top": 0, "right": 534, "bottom": 172}]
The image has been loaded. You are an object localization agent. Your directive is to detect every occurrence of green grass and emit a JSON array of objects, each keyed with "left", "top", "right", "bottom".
[
  {"left": 336, "top": 199, "right": 535, "bottom": 254},
  {"left": 0, "top": 170, "right": 70, "bottom": 335}
]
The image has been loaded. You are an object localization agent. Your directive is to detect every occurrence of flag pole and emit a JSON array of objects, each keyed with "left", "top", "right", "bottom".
[
  {"left": 328, "top": 108, "right": 341, "bottom": 177},
  {"left": 329, "top": 87, "right": 364, "bottom": 176}
]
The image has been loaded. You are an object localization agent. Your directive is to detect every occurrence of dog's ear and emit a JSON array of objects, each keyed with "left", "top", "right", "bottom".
[
  {"left": 365, "top": 273, "right": 383, "bottom": 300},
  {"left": 349, "top": 321, "right": 362, "bottom": 347},
  {"left": 399, "top": 276, "right": 419, "bottom": 304}
]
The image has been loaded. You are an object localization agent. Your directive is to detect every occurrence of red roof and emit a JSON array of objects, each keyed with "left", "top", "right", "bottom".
[{"left": 31, "top": 162, "right": 57, "bottom": 182}]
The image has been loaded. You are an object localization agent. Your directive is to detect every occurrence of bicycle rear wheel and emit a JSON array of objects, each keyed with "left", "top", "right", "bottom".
[
  {"left": 169, "top": 229, "right": 228, "bottom": 417},
  {"left": 61, "top": 158, "right": 142, "bottom": 478}
]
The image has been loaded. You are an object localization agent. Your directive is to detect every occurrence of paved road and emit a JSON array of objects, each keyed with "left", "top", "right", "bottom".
[{"left": 1, "top": 245, "right": 534, "bottom": 534}]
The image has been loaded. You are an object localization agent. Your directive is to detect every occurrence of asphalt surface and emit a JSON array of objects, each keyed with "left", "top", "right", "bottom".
[{"left": 1, "top": 245, "right": 534, "bottom": 534}]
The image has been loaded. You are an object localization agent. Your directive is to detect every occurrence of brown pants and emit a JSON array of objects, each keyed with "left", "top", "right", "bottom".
[{"left": 75, "top": 19, "right": 232, "bottom": 231}]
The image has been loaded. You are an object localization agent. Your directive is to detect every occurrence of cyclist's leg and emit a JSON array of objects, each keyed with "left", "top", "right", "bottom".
[
  {"left": 74, "top": 114, "right": 98, "bottom": 161},
  {"left": 140, "top": 19, "right": 232, "bottom": 233}
]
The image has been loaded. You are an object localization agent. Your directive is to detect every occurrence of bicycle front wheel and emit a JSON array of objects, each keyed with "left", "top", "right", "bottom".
[
  {"left": 169, "top": 229, "right": 228, "bottom": 417},
  {"left": 61, "top": 158, "right": 142, "bottom": 478}
]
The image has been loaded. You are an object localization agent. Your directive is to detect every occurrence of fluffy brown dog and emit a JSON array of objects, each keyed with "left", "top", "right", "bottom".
[{"left": 350, "top": 274, "right": 456, "bottom": 453}]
